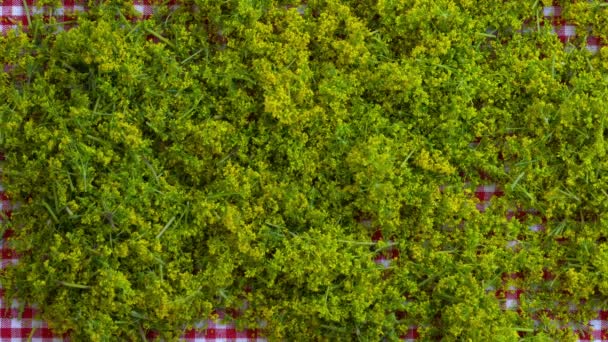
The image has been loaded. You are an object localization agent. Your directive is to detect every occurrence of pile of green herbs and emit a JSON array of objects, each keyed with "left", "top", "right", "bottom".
[{"left": 1, "top": 0, "right": 608, "bottom": 340}]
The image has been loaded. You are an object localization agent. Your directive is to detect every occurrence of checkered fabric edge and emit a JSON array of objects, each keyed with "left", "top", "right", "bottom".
[
  {"left": 0, "top": 288, "right": 65, "bottom": 342},
  {"left": 1, "top": 225, "right": 68, "bottom": 341},
  {"left": 0, "top": 1, "right": 606, "bottom": 53},
  {"left": 0, "top": 255, "right": 265, "bottom": 341},
  {"left": 580, "top": 311, "right": 608, "bottom": 341},
  {"left": 0, "top": 0, "right": 180, "bottom": 34},
  {"left": 1, "top": 0, "right": 85, "bottom": 34},
  {"left": 0, "top": 236, "right": 265, "bottom": 341},
  {"left": 541, "top": 3, "right": 606, "bottom": 54},
  {"left": 140, "top": 317, "right": 263, "bottom": 342}
]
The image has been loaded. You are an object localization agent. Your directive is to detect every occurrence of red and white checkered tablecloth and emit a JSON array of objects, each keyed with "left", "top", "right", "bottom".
[
  {"left": 0, "top": 0, "right": 158, "bottom": 34},
  {"left": 1, "top": 0, "right": 608, "bottom": 340}
]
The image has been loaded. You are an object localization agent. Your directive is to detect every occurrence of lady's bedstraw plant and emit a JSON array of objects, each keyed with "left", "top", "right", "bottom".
[{"left": 1, "top": 0, "right": 608, "bottom": 340}]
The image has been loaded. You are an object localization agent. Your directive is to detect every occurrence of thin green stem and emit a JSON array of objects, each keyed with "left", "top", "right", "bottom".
[
  {"left": 58, "top": 281, "right": 90, "bottom": 289},
  {"left": 145, "top": 28, "right": 175, "bottom": 48},
  {"left": 156, "top": 215, "right": 176, "bottom": 239},
  {"left": 42, "top": 200, "right": 59, "bottom": 224}
]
